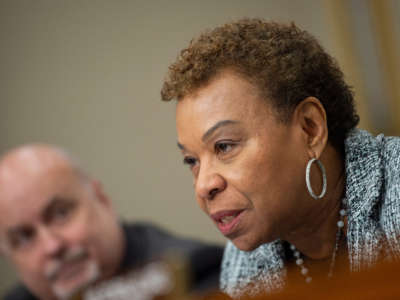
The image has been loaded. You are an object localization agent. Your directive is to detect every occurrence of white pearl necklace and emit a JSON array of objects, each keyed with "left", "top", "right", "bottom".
[{"left": 290, "top": 203, "right": 346, "bottom": 283}]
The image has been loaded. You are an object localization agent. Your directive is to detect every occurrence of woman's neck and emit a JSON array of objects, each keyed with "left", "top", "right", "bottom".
[{"left": 284, "top": 146, "right": 345, "bottom": 260}]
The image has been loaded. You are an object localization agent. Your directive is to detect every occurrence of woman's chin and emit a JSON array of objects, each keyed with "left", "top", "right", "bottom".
[
  {"left": 231, "top": 236, "right": 263, "bottom": 252},
  {"left": 231, "top": 232, "right": 276, "bottom": 252}
]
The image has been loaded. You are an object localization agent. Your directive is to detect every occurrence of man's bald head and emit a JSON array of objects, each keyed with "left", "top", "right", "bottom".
[
  {"left": 0, "top": 144, "right": 124, "bottom": 300},
  {"left": 0, "top": 144, "right": 87, "bottom": 190}
]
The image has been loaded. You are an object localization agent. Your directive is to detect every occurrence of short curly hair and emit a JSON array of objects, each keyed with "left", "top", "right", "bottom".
[{"left": 161, "top": 18, "right": 359, "bottom": 153}]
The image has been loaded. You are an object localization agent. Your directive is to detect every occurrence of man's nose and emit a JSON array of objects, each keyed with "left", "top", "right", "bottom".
[
  {"left": 195, "top": 164, "right": 226, "bottom": 201},
  {"left": 38, "top": 227, "right": 64, "bottom": 257}
]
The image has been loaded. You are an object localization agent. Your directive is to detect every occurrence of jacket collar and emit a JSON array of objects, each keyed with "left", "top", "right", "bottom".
[{"left": 344, "top": 129, "right": 384, "bottom": 219}]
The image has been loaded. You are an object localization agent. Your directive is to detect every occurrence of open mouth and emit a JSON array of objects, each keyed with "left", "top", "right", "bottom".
[{"left": 211, "top": 210, "right": 244, "bottom": 236}]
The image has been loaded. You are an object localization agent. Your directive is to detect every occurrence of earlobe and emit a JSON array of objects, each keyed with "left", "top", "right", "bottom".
[{"left": 295, "top": 97, "right": 328, "bottom": 159}]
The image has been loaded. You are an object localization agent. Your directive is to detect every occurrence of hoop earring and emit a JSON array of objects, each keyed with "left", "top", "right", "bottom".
[{"left": 305, "top": 158, "right": 327, "bottom": 199}]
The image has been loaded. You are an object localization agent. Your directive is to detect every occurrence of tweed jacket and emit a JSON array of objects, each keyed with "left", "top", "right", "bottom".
[{"left": 220, "top": 129, "right": 400, "bottom": 298}]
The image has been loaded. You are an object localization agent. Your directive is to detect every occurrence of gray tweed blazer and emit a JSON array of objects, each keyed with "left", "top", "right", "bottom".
[{"left": 220, "top": 129, "right": 400, "bottom": 298}]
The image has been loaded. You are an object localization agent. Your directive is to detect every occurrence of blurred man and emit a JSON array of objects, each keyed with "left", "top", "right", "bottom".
[{"left": 0, "top": 145, "right": 223, "bottom": 300}]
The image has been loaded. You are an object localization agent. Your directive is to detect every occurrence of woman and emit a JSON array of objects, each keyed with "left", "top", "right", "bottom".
[{"left": 161, "top": 19, "right": 400, "bottom": 297}]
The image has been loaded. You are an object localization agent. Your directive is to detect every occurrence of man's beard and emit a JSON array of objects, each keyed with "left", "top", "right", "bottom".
[{"left": 44, "top": 246, "right": 100, "bottom": 299}]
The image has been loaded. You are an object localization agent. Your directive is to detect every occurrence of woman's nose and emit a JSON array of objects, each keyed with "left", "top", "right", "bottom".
[{"left": 195, "top": 167, "right": 226, "bottom": 201}]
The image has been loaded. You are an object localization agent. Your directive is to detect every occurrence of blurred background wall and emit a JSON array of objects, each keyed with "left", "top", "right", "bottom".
[{"left": 0, "top": 0, "right": 399, "bottom": 295}]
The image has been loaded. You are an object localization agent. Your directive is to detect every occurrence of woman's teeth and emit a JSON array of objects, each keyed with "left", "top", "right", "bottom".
[{"left": 221, "top": 216, "right": 235, "bottom": 224}]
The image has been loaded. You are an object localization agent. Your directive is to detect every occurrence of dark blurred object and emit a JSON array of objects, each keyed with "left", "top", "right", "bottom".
[
  {"left": 119, "top": 222, "right": 223, "bottom": 294},
  {"left": 82, "top": 222, "right": 225, "bottom": 300},
  {"left": 81, "top": 249, "right": 220, "bottom": 300}
]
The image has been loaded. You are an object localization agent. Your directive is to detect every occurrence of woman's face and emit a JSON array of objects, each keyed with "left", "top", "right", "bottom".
[{"left": 176, "top": 70, "right": 311, "bottom": 251}]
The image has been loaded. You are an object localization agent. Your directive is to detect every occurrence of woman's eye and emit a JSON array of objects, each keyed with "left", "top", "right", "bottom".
[
  {"left": 215, "top": 142, "right": 234, "bottom": 154},
  {"left": 183, "top": 156, "right": 197, "bottom": 167}
]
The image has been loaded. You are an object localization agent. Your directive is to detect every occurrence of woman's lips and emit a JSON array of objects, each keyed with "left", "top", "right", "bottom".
[{"left": 210, "top": 209, "right": 244, "bottom": 236}]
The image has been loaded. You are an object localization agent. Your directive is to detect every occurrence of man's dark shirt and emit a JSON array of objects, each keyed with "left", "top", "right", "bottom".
[{"left": 3, "top": 222, "right": 224, "bottom": 299}]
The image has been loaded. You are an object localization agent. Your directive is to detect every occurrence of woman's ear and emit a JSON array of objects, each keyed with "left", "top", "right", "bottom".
[{"left": 293, "top": 97, "right": 328, "bottom": 159}]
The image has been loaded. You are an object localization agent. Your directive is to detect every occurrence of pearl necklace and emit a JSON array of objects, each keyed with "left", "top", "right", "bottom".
[{"left": 290, "top": 201, "right": 346, "bottom": 283}]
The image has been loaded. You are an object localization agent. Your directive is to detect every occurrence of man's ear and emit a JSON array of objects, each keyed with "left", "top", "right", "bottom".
[
  {"left": 293, "top": 97, "right": 328, "bottom": 159},
  {"left": 91, "top": 180, "right": 113, "bottom": 210}
]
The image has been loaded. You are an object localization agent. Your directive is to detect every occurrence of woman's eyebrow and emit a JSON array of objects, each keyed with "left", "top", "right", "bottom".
[
  {"left": 202, "top": 120, "right": 239, "bottom": 142},
  {"left": 177, "top": 120, "right": 240, "bottom": 151}
]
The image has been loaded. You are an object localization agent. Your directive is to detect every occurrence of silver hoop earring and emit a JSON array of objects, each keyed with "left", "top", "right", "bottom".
[{"left": 305, "top": 158, "right": 327, "bottom": 199}]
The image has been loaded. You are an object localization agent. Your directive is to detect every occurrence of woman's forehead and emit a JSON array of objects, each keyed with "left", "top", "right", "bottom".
[{"left": 177, "top": 72, "right": 272, "bottom": 126}]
